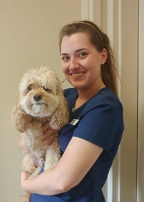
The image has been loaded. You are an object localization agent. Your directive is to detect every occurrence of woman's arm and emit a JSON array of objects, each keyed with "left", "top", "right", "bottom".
[{"left": 21, "top": 136, "right": 103, "bottom": 195}]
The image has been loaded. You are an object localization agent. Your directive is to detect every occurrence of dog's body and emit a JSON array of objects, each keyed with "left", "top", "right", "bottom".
[{"left": 12, "top": 66, "right": 69, "bottom": 202}]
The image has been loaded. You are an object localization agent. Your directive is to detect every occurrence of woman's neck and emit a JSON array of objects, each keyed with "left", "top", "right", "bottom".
[{"left": 75, "top": 83, "right": 106, "bottom": 109}]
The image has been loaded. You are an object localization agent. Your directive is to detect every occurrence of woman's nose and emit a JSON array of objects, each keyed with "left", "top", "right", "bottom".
[{"left": 69, "top": 57, "right": 80, "bottom": 69}]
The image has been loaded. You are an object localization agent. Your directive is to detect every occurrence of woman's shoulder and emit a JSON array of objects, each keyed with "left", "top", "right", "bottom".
[
  {"left": 96, "top": 87, "right": 122, "bottom": 105},
  {"left": 63, "top": 88, "right": 78, "bottom": 103},
  {"left": 63, "top": 88, "right": 77, "bottom": 96},
  {"left": 83, "top": 87, "right": 123, "bottom": 116},
  {"left": 88, "top": 87, "right": 122, "bottom": 106},
  {"left": 63, "top": 87, "right": 123, "bottom": 115}
]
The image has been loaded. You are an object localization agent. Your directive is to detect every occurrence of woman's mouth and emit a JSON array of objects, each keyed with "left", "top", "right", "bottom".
[{"left": 70, "top": 72, "right": 85, "bottom": 78}]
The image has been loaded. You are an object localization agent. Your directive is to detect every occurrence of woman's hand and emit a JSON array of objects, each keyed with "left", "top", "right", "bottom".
[
  {"left": 17, "top": 133, "right": 30, "bottom": 154},
  {"left": 42, "top": 122, "right": 55, "bottom": 146},
  {"left": 21, "top": 171, "right": 33, "bottom": 193},
  {"left": 18, "top": 123, "right": 55, "bottom": 154}
]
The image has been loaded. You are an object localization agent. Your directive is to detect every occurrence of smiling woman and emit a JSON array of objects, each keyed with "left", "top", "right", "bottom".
[{"left": 19, "top": 20, "right": 124, "bottom": 202}]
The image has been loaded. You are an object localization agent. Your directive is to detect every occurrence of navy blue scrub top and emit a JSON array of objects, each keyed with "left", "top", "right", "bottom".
[{"left": 31, "top": 87, "right": 124, "bottom": 202}]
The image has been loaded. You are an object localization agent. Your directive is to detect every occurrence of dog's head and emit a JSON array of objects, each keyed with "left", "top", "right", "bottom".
[{"left": 19, "top": 66, "right": 62, "bottom": 118}]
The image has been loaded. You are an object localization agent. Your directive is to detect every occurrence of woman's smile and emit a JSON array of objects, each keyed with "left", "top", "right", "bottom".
[{"left": 70, "top": 71, "right": 86, "bottom": 79}]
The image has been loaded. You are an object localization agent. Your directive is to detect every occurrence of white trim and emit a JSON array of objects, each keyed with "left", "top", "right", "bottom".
[
  {"left": 107, "top": 0, "right": 114, "bottom": 47},
  {"left": 107, "top": 1, "right": 114, "bottom": 201},
  {"left": 89, "top": 0, "right": 93, "bottom": 21},
  {"left": 107, "top": 168, "right": 113, "bottom": 202},
  {"left": 117, "top": 1, "right": 122, "bottom": 202},
  {"left": 117, "top": 148, "right": 121, "bottom": 202},
  {"left": 80, "top": 0, "right": 89, "bottom": 20},
  {"left": 80, "top": 0, "right": 93, "bottom": 21},
  {"left": 118, "top": 0, "right": 122, "bottom": 98}
]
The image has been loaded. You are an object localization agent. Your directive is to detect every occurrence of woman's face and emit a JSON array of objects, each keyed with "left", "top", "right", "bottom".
[{"left": 60, "top": 32, "right": 107, "bottom": 91}]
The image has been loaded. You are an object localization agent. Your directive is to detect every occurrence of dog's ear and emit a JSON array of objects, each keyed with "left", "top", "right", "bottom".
[
  {"left": 49, "top": 83, "right": 69, "bottom": 130},
  {"left": 12, "top": 92, "right": 28, "bottom": 133}
]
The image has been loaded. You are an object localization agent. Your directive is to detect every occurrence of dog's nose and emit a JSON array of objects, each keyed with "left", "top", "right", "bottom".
[{"left": 34, "top": 94, "right": 42, "bottom": 101}]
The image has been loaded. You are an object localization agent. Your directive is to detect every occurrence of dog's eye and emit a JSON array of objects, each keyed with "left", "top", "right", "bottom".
[
  {"left": 43, "top": 86, "right": 50, "bottom": 92},
  {"left": 27, "top": 85, "right": 32, "bottom": 91}
]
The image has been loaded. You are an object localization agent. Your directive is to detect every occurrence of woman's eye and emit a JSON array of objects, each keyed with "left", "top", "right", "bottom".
[
  {"left": 79, "top": 52, "right": 87, "bottom": 58},
  {"left": 61, "top": 56, "right": 69, "bottom": 61}
]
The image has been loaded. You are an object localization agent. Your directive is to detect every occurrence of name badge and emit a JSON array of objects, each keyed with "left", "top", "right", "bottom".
[{"left": 70, "top": 119, "right": 79, "bottom": 125}]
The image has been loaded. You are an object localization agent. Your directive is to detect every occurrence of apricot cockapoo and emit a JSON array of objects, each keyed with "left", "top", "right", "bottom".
[{"left": 12, "top": 66, "right": 69, "bottom": 202}]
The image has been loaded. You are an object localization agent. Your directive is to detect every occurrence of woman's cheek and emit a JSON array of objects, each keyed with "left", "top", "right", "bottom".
[{"left": 61, "top": 63, "right": 69, "bottom": 74}]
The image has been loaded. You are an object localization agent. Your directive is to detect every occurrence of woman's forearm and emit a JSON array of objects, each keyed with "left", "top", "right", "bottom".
[
  {"left": 21, "top": 137, "right": 103, "bottom": 196},
  {"left": 21, "top": 168, "right": 67, "bottom": 195}
]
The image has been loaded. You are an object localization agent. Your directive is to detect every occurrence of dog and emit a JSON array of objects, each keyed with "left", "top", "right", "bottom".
[{"left": 12, "top": 66, "right": 69, "bottom": 202}]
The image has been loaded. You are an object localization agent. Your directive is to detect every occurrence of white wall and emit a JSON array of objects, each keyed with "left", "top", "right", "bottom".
[
  {"left": 0, "top": 0, "right": 142, "bottom": 201},
  {"left": 0, "top": 1, "right": 80, "bottom": 202}
]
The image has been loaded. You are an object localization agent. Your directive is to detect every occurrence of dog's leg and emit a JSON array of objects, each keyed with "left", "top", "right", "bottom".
[
  {"left": 23, "top": 154, "right": 37, "bottom": 174},
  {"left": 22, "top": 163, "right": 42, "bottom": 202},
  {"left": 23, "top": 192, "right": 31, "bottom": 202}
]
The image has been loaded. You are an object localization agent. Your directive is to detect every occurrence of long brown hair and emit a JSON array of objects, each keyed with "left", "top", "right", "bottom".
[{"left": 59, "top": 20, "right": 118, "bottom": 96}]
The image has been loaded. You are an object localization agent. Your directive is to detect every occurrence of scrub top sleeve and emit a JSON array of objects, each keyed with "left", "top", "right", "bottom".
[{"left": 73, "top": 103, "right": 123, "bottom": 151}]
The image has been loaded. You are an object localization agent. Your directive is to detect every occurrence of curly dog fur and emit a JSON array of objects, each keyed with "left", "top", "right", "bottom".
[{"left": 12, "top": 66, "right": 69, "bottom": 202}]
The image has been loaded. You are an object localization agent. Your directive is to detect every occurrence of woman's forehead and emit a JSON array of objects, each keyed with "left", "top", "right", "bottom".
[{"left": 60, "top": 33, "right": 93, "bottom": 53}]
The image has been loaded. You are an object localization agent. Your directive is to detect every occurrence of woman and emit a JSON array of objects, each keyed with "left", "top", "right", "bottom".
[{"left": 20, "top": 20, "right": 124, "bottom": 202}]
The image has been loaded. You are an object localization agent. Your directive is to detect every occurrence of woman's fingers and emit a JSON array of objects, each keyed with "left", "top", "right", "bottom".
[
  {"left": 18, "top": 133, "right": 30, "bottom": 154},
  {"left": 43, "top": 123, "right": 54, "bottom": 135},
  {"left": 42, "top": 122, "right": 56, "bottom": 146},
  {"left": 42, "top": 135, "right": 55, "bottom": 146}
]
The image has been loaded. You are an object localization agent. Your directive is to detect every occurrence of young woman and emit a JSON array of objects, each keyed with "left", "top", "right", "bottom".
[{"left": 20, "top": 20, "right": 124, "bottom": 202}]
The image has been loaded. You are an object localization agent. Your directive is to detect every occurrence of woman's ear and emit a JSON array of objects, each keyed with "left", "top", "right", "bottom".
[{"left": 101, "top": 48, "right": 107, "bottom": 65}]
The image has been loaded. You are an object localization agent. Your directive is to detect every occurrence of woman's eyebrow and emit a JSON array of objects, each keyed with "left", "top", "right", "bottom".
[
  {"left": 61, "top": 48, "right": 87, "bottom": 55},
  {"left": 60, "top": 53, "right": 68, "bottom": 56},
  {"left": 76, "top": 48, "right": 87, "bottom": 52}
]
